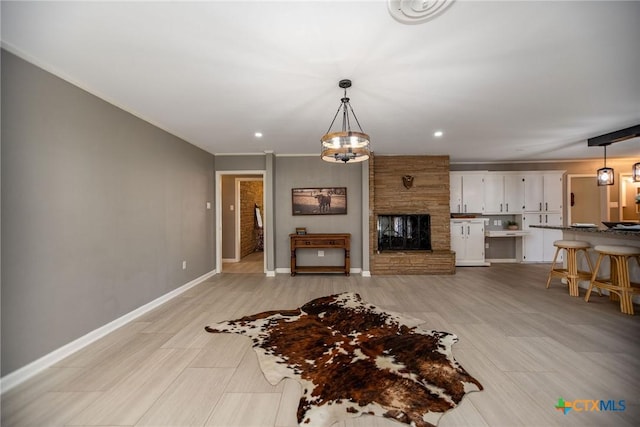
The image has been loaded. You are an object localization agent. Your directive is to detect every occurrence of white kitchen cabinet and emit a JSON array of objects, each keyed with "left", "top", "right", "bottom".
[
  {"left": 522, "top": 212, "right": 563, "bottom": 262},
  {"left": 523, "top": 172, "right": 563, "bottom": 213},
  {"left": 504, "top": 174, "right": 526, "bottom": 213},
  {"left": 450, "top": 172, "right": 485, "bottom": 214},
  {"left": 484, "top": 173, "right": 525, "bottom": 214},
  {"left": 450, "top": 219, "right": 487, "bottom": 266}
]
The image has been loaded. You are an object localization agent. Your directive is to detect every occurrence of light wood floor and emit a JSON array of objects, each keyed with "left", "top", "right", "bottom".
[
  {"left": 3, "top": 263, "right": 639, "bottom": 426},
  {"left": 222, "top": 251, "right": 264, "bottom": 274}
]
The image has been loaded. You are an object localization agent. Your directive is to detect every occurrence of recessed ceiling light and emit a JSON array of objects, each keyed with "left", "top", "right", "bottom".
[
  {"left": 434, "top": 131, "right": 443, "bottom": 137},
  {"left": 254, "top": 132, "right": 263, "bottom": 138}
]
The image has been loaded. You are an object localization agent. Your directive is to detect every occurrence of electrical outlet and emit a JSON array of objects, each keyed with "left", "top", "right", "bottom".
[
  {"left": 182, "top": 260, "right": 187, "bottom": 270},
  {"left": 230, "top": 205, "right": 234, "bottom": 211},
  {"left": 318, "top": 250, "right": 324, "bottom": 257},
  {"left": 206, "top": 202, "right": 211, "bottom": 210},
  {"left": 497, "top": 220, "right": 502, "bottom": 226}
]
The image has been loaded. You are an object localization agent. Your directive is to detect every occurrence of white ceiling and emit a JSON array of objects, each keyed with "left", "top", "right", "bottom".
[{"left": 2, "top": 1, "right": 639, "bottom": 162}]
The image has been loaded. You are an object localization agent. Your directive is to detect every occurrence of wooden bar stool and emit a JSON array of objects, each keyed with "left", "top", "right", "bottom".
[
  {"left": 585, "top": 245, "right": 640, "bottom": 315},
  {"left": 546, "top": 240, "right": 594, "bottom": 297}
]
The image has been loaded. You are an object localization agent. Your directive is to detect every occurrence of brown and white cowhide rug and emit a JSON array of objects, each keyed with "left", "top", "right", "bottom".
[{"left": 204, "top": 292, "right": 482, "bottom": 427}]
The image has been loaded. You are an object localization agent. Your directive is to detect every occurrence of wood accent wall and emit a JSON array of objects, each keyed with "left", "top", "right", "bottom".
[
  {"left": 369, "top": 154, "right": 455, "bottom": 274},
  {"left": 240, "top": 180, "right": 263, "bottom": 258}
]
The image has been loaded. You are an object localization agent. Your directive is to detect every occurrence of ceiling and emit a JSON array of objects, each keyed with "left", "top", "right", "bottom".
[{"left": 2, "top": 1, "right": 639, "bottom": 162}]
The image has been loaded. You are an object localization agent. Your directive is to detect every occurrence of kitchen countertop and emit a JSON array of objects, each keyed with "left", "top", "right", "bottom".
[
  {"left": 485, "top": 230, "right": 530, "bottom": 237},
  {"left": 530, "top": 224, "right": 640, "bottom": 237}
]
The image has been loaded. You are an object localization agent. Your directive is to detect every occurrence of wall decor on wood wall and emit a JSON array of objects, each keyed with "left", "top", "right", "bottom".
[
  {"left": 402, "top": 175, "right": 415, "bottom": 189},
  {"left": 292, "top": 187, "right": 347, "bottom": 215}
]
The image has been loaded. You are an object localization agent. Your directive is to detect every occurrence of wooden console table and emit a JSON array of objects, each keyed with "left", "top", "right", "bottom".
[{"left": 290, "top": 233, "right": 350, "bottom": 276}]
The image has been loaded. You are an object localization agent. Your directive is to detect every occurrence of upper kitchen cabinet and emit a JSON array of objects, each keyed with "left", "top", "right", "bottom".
[
  {"left": 484, "top": 172, "right": 525, "bottom": 214},
  {"left": 523, "top": 172, "right": 564, "bottom": 213},
  {"left": 450, "top": 172, "right": 485, "bottom": 214}
]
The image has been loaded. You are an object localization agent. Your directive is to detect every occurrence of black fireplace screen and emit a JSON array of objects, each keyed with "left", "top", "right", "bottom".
[{"left": 377, "top": 214, "right": 432, "bottom": 251}]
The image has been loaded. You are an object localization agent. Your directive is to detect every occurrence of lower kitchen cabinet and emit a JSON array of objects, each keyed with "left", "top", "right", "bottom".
[
  {"left": 522, "top": 213, "right": 563, "bottom": 262},
  {"left": 451, "top": 219, "right": 487, "bottom": 266}
]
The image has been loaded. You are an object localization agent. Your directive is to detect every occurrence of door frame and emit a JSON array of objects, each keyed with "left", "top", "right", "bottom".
[
  {"left": 216, "top": 170, "right": 266, "bottom": 274},
  {"left": 235, "top": 177, "right": 264, "bottom": 262}
]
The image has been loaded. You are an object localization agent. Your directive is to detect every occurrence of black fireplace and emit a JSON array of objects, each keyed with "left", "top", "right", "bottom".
[{"left": 377, "top": 214, "right": 432, "bottom": 251}]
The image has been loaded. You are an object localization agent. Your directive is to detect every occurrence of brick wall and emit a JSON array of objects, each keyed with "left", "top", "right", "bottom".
[
  {"left": 369, "top": 154, "right": 455, "bottom": 274},
  {"left": 240, "top": 181, "right": 263, "bottom": 258}
]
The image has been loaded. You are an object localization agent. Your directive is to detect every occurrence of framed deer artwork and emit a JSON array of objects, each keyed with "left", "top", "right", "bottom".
[{"left": 292, "top": 187, "right": 347, "bottom": 215}]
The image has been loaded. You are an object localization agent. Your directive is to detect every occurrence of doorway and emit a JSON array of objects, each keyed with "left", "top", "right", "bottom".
[
  {"left": 566, "top": 174, "right": 601, "bottom": 225},
  {"left": 216, "top": 171, "right": 266, "bottom": 274}
]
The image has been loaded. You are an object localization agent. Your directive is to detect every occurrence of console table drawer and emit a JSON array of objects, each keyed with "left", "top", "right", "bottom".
[{"left": 294, "top": 238, "right": 346, "bottom": 247}]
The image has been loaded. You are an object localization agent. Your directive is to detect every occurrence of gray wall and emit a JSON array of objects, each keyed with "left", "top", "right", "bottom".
[
  {"left": 274, "top": 157, "right": 363, "bottom": 270},
  {"left": 1, "top": 50, "right": 215, "bottom": 375}
]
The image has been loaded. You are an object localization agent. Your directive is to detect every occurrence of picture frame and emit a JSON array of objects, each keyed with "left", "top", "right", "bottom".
[{"left": 292, "top": 187, "right": 347, "bottom": 215}]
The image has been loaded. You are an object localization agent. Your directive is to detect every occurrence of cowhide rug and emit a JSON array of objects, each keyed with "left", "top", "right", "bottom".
[{"left": 204, "top": 292, "right": 482, "bottom": 427}]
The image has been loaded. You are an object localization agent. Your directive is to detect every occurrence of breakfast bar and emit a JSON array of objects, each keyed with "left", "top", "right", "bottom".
[{"left": 531, "top": 224, "right": 640, "bottom": 303}]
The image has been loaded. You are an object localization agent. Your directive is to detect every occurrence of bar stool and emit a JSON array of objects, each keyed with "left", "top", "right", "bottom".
[
  {"left": 546, "top": 240, "right": 594, "bottom": 297},
  {"left": 585, "top": 245, "right": 640, "bottom": 315}
]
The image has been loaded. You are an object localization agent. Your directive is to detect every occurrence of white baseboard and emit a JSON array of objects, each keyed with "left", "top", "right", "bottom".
[
  {"left": 0, "top": 269, "right": 216, "bottom": 394},
  {"left": 274, "top": 267, "right": 363, "bottom": 276},
  {"left": 486, "top": 258, "right": 518, "bottom": 263},
  {"left": 361, "top": 270, "right": 371, "bottom": 277}
]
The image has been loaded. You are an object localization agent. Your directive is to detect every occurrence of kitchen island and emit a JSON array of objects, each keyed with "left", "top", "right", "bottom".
[{"left": 531, "top": 224, "right": 640, "bottom": 303}]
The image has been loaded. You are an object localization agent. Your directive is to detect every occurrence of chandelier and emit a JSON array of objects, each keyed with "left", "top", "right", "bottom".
[{"left": 321, "top": 79, "right": 371, "bottom": 163}]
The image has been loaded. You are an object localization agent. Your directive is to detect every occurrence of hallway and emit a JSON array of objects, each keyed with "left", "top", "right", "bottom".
[{"left": 222, "top": 251, "right": 264, "bottom": 274}]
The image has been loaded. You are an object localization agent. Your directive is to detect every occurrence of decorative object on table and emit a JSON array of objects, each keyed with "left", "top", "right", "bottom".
[
  {"left": 292, "top": 187, "right": 347, "bottom": 215},
  {"left": 320, "top": 79, "right": 370, "bottom": 164},
  {"left": 205, "top": 292, "right": 482, "bottom": 427},
  {"left": 402, "top": 175, "right": 415, "bottom": 189},
  {"left": 295, "top": 227, "right": 307, "bottom": 235},
  {"left": 602, "top": 221, "right": 639, "bottom": 229},
  {"left": 506, "top": 220, "right": 519, "bottom": 230}
]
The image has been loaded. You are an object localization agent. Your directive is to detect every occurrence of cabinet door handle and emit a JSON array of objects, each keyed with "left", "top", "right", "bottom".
[
  {"left": 545, "top": 202, "right": 548, "bottom": 211},
  {"left": 457, "top": 204, "right": 461, "bottom": 213},
  {"left": 500, "top": 203, "right": 503, "bottom": 212},
  {"left": 467, "top": 226, "right": 470, "bottom": 236},
  {"left": 461, "top": 226, "right": 464, "bottom": 235},
  {"left": 506, "top": 203, "right": 509, "bottom": 212},
  {"left": 539, "top": 214, "right": 542, "bottom": 223},
  {"left": 464, "top": 204, "right": 467, "bottom": 212},
  {"left": 539, "top": 202, "right": 542, "bottom": 211},
  {"left": 545, "top": 214, "right": 548, "bottom": 223}
]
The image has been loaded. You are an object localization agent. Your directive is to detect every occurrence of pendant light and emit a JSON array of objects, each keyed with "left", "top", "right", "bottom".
[
  {"left": 596, "top": 144, "right": 614, "bottom": 186},
  {"left": 320, "top": 79, "right": 370, "bottom": 163}
]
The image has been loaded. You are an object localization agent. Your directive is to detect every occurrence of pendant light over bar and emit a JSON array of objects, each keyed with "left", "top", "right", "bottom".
[
  {"left": 597, "top": 144, "right": 614, "bottom": 186},
  {"left": 321, "top": 79, "right": 370, "bottom": 163},
  {"left": 588, "top": 124, "right": 639, "bottom": 185}
]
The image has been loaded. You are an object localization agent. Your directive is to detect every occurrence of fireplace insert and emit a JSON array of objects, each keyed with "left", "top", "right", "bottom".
[{"left": 377, "top": 214, "right": 432, "bottom": 251}]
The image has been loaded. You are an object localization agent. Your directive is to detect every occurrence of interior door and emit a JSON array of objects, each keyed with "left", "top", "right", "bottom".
[{"left": 569, "top": 176, "right": 600, "bottom": 225}]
